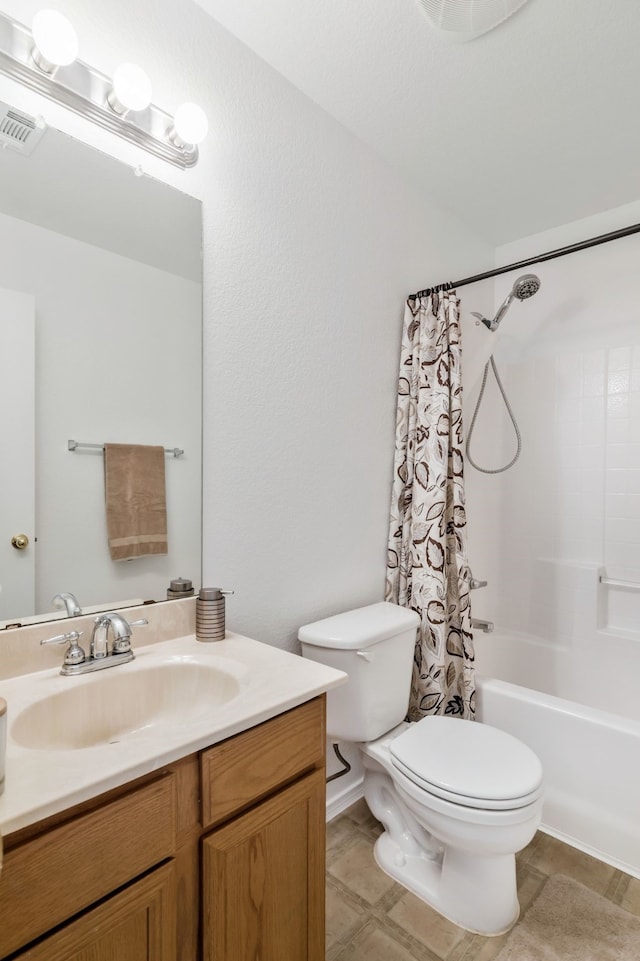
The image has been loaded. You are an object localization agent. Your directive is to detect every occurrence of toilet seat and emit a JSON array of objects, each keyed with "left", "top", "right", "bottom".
[
  {"left": 390, "top": 759, "right": 543, "bottom": 825},
  {"left": 390, "top": 716, "right": 543, "bottom": 811}
]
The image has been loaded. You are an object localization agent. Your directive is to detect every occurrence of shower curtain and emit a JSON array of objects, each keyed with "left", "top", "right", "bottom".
[{"left": 385, "top": 290, "right": 475, "bottom": 720}]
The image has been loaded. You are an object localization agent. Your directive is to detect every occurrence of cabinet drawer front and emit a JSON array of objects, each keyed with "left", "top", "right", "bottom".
[
  {"left": 11, "top": 862, "right": 176, "bottom": 961},
  {"left": 201, "top": 697, "right": 325, "bottom": 828},
  {"left": 0, "top": 774, "right": 176, "bottom": 958}
]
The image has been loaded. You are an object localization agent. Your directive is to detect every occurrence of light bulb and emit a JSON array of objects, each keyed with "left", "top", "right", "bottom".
[
  {"left": 32, "top": 9, "right": 78, "bottom": 73},
  {"left": 171, "top": 103, "right": 208, "bottom": 147},
  {"left": 107, "top": 63, "right": 152, "bottom": 115}
]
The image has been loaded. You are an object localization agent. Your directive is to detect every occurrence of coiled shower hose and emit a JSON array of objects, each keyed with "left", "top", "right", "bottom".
[{"left": 465, "top": 355, "right": 522, "bottom": 474}]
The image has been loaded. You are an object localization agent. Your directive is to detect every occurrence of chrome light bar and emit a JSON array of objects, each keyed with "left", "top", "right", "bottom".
[{"left": 0, "top": 11, "right": 199, "bottom": 169}]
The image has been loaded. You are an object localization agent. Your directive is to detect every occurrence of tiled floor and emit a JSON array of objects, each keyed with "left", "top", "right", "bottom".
[{"left": 326, "top": 799, "right": 640, "bottom": 961}]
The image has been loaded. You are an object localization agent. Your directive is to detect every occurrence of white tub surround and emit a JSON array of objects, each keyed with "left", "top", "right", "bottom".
[
  {"left": 474, "top": 560, "right": 640, "bottom": 719},
  {"left": 463, "top": 217, "right": 640, "bottom": 884}
]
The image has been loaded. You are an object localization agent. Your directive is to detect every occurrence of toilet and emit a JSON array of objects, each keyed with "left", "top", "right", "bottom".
[{"left": 299, "top": 601, "right": 543, "bottom": 936}]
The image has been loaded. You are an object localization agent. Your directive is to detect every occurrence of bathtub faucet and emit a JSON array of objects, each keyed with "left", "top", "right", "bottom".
[
  {"left": 467, "top": 572, "right": 488, "bottom": 590},
  {"left": 471, "top": 618, "right": 494, "bottom": 633}
]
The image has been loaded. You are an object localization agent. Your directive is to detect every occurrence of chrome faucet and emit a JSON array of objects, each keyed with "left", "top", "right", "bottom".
[
  {"left": 42, "top": 612, "right": 148, "bottom": 676},
  {"left": 51, "top": 592, "right": 82, "bottom": 616},
  {"left": 89, "top": 611, "right": 148, "bottom": 662},
  {"left": 91, "top": 612, "right": 138, "bottom": 658}
]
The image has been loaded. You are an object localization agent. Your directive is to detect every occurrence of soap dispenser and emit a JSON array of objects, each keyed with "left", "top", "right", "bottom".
[{"left": 196, "top": 588, "right": 234, "bottom": 641}]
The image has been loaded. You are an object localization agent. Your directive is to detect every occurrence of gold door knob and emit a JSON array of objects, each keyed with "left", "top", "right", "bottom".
[{"left": 11, "top": 534, "right": 29, "bottom": 550}]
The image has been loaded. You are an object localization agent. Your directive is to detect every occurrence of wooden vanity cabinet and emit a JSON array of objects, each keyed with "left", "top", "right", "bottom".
[
  {"left": 199, "top": 696, "right": 326, "bottom": 961},
  {"left": 0, "top": 695, "right": 326, "bottom": 961}
]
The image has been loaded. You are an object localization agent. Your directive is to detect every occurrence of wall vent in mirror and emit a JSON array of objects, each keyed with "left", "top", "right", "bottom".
[
  {"left": 0, "top": 10, "right": 208, "bottom": 168},
  {"left": 0, "top": 102, "right": 46, "bottom": 156}
]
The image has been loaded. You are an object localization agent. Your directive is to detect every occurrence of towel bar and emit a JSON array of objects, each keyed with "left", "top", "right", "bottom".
[{"left": 68, "top": 439, "right": 184, "bottom": 457}]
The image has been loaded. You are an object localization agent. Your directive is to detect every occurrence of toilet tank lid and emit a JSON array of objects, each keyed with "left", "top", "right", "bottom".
[{"left": 298, "top": 602, "right": 420, "bottom": 650}]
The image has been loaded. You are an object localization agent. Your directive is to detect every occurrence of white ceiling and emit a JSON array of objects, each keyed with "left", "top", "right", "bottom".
[{"left": 195, "top": 0, "right": 640, "bottom": 245}]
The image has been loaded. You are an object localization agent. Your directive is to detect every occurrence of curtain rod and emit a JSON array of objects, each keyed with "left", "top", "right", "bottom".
[{"left": 411, "top": 221, "right": 640, "bottom": 299}]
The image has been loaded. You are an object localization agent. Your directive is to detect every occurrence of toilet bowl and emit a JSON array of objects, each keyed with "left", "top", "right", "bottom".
[
  {"left": 362, "top": 718, "right": 543, "bottom": 933},
  {"left": 299, "top": 602, "right": 544, "bottom": 936}
]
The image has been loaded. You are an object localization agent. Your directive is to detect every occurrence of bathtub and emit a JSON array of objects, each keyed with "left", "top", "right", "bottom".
[{"left": 476, "top": 633, "right": 640, "bottom": 880}]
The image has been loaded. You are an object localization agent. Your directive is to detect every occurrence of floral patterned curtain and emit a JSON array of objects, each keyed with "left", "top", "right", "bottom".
[{"left": 385, "top": 291, "right": 475, "bottom": 720}]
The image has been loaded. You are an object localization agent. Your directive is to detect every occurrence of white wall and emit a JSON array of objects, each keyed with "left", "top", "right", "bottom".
[
  {"left": 465, "top": 200, "right": 640, "bottom": 709},
  {"left": 0, "top": 0, "right": 493, "bottom": 651},
  {"left": 0, "top": 211, "right": 201, "bottom": 615}
]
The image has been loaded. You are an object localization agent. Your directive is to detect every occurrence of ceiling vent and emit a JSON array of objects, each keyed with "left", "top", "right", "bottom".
[
  {"left": 0, "top": 102, "right": 46, "bottom": 155},
  {"left": 416, "top": 0, "right": 532, "bottom": 42}
]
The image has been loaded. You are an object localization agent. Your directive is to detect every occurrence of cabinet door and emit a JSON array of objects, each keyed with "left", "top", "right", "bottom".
[
  {"left": 13, "top": 863, "right": 175, "bottom": 961},
  {"left": 202, "top": 769, "right": 325, "bottom": 961}
]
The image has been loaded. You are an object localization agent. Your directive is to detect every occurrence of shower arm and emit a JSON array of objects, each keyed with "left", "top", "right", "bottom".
[
  {"left": 473, "top": 290, "right": 516, "bottom": 331},
  {"left": 471, "top": 297, "right": 512, "bottom": 331},
  {"left": 491, "top": 291, "right": 515, "bottom": 328}
]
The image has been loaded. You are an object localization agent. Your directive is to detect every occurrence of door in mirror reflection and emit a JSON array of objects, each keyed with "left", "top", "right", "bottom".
[{"left": 0, "top": 287, "right": 35, "bottom": 620}]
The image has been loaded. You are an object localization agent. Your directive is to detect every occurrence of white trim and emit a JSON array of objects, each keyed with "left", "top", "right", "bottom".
[{"left": 326, "top": 776, "right": 364, "bottom": 822}]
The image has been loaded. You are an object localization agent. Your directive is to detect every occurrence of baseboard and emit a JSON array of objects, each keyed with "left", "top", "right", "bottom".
[{"left": 326, "top": 775, "right": 364, "bottom": 822}]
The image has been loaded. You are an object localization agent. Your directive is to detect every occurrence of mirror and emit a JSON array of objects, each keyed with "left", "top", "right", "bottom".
[{"left": 0, "top": 121, "right": 202, "bottom": 628}]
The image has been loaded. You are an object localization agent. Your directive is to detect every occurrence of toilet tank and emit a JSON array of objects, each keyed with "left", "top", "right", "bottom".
[{"left": 299, "top": 602, "right": 419, "bottom": 742}]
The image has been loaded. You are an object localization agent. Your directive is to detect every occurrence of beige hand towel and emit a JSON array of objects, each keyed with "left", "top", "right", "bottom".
[{"left": 104, "top": 444, "right": 168, "bottom": 561}]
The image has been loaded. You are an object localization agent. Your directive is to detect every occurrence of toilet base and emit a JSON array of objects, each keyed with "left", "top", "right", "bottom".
[
  {"left": 373, "top": 830, "right": 520, "bottom": 936},
  {"left": 362, "top": 759, "right": 528, "bottom": 936}
]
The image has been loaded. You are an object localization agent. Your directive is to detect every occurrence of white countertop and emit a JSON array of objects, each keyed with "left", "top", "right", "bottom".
[{"left": 0, "top": 632, "right": 346, "bottom": 836}]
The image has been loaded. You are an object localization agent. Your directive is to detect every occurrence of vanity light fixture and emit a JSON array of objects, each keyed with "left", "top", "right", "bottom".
[
  {"left": 169, "top": 102, "right": 209, "bottom": 149},
  {"left": 0, "top": 9, "right": 207, "bottom": 168},
  {"left": 31, "top": 9, "right": 78, "bottom": 74},
  {"left": 107, "top": 63, "right": 153, "bottom": 116}
]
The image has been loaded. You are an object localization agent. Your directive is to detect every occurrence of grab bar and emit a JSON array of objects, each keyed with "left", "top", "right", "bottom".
[{"left": 599, "top": 576, "right": 640, "bottom": 592}]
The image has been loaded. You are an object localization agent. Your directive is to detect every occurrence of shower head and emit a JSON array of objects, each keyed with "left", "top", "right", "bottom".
[
  {"left": 472, "top": 273, "right": 541, "bottom": 332},
  {"left": 512, "top": 273, "right": 541, "bottom": 301}
]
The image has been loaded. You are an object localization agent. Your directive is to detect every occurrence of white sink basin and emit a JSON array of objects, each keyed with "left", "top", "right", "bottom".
[
  {"left": 12, "top": 658, "right": 241, "bottom": 750},
  {"left": 0, "top": 631, "right": 347, "bottom": 837}
]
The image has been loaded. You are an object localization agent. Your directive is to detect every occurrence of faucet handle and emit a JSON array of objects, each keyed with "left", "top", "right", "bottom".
[
  {"left": 41, "top": 630, "right": 86, "bottom": 665},
  {"left": 128, "top": 618, "right": 149, "bottom": 628}
]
